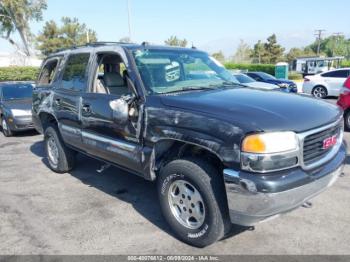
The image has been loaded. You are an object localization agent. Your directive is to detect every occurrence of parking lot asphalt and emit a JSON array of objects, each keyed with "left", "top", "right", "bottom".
[{"left": 0, "top": 98, "right": 349, "bottom": 255}]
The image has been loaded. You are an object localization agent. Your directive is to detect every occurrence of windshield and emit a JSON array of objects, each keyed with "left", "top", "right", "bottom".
[
  {"left": 132, "top": 49, "right": 238, "bottom": 94},
  {"left": 2, "top": 84, "right": 33, "bottom": 100},
  {"left": 257, "top": 72, "right": 276, "bottom": 80},
  {"left": 233, "top": 74, "right": 255, "bottom": 83}
]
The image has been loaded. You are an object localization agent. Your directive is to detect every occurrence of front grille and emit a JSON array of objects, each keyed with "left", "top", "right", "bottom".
[{"left": 303, "top": 123, "right": 342, "bottom": 166}]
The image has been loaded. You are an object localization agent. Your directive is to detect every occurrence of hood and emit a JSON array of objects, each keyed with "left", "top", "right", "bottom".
[
  {"left": 245, "top": 82, "right": 279, "bottom": 90},
  {"left": 265, "top": 79, "right": 295, "bottom": 85},
  {"left": 160, "top": 88, "right": 342, "bottom": 133},
  {"left": 2, "top": 99, "right": 32, "bottom": 111}
]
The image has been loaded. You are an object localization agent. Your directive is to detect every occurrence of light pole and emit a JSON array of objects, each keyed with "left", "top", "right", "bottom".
[{"left": 127, "top": 0, "right": 132, "bottom": 41}]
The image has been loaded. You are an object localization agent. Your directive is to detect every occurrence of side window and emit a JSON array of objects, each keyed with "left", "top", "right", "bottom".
[
  {"left": 61, "top": 53, "right": 90, "bottom": 92},
  {"left": 92, "top": 53, "right": 130, "bottom": 96},
  {"left": 37, "top": 58, "right": 60, "bottom": 86},
  {"left": 322, "top": 70, "right": 348, "bottom": 78}
]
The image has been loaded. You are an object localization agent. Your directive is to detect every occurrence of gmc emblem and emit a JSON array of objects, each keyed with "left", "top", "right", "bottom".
[{"left": 323, "top": 135, "right": 337, "bottom": 150}]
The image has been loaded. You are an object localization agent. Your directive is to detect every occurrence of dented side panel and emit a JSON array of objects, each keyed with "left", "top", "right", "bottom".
[{"left": 142, "top": 96, "right": 245, "bottom": 174}]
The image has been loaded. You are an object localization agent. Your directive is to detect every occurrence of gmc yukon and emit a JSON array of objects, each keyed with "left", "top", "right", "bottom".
[{"left": 32, "top": 42, "right": 346, "bottom": 247}]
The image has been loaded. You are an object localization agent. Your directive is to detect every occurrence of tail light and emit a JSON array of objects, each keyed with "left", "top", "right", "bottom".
[
  {"left": 344, "top": 77, "right": 350, "bottom": 89},
  {"left": 340, "top": 77, "right": 350, "bottom": 95},
  {"left": 303, "top": 77, "right": 310, "bottom": 82}
]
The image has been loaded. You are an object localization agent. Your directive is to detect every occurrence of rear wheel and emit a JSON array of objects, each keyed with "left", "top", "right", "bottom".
[
  {"left": 157, "top": 158, "right": 231, "bottom": 247},
  {"left": 1, "top": 118, "right": 13, "bottom": 137},
  {"left": 312, "top": 86, "right": 327, "bottom": 98},
  {"left": 44, "top": 125, "right": 76, "bottom": 173}
]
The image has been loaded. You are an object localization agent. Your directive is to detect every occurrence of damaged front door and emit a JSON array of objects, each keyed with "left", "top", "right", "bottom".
[
  {"left": 80, "top": 92, "right": 142, "bottom": 173},
  {"left": 80, "top": 51, "right": 143, "bottom": 173}
]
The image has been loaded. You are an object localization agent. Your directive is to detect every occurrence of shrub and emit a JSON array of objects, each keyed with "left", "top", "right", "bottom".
[
  {"left": 288, "top": 71, "right": 303, "bottom": 80},
  {"left": 0, "top": 66, "right": 39, "bottom": 82},
  {"left": 341, "top": 60, "right": 350, "bottom": 68},
  {"left": 224, "top": 63, "right": 275, "bottom": 75}
]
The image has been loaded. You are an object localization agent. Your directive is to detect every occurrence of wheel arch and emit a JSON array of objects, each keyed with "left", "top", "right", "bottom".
[
  {"left": 39, "top": 111, "right": 59, "bottom": 130},
  {"left": 312, "top": 84, "right": 328, "bottom": 95},
  {"left": 149, "top": 138, "right": 224, "bottom": 180}
]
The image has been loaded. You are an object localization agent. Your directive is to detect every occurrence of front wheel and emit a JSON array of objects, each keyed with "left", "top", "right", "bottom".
[
  {"left": 1, "top": 118, "right": 13, "bottom": 137},
  {"left": 157, "top": 158, "right": 231, "bottom": 247},
  {"left": 312, "top": 86, "right": 328, "bottom": 98}
]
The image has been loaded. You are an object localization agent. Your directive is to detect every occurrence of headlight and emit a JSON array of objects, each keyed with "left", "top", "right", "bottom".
[
  {"left": 241, "top": 132, "right": 299, "bottom": 172},
  {"left": 11, "top": 109, "right": 31, "bottom": 117},
  {"left": 278, "top": 83, "right": 289, "bottom": 88},
  {"left": 242, "top": 132, "right": 298, "bottom": 154}
]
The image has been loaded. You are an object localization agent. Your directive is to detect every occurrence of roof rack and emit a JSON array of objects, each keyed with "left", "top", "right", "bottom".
[{"left": 53, "top": 41, "right": 135, "bottom": 54}]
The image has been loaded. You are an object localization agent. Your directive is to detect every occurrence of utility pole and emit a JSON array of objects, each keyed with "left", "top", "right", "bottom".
[
  {"left": 127, "top": 0, "right": 132, "bottom": 41},
  {"left": 332, "top": 32, "right": 344, "bottom": 56},
  {"left": 314, "top": 29, "right": 326, "bottom": 56}
]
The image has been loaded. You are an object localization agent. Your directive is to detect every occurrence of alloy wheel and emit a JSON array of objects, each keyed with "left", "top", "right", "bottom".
[
  {"left": 47, "top": 135, "right": 59, "bottom": 166},
  {"left": 168, "top": 179, "right": 206, "bottom": 229},
  {"left": 312, "top": 86, "right": 327, "bottom": 98}
]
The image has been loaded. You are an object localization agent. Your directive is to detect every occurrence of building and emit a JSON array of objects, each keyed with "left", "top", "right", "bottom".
[
  {"left": 292, "top": 56, "right": 344, "bottom": 76},
  {"left": 0, "top": 50, "right": 42, "bottom": 67}
]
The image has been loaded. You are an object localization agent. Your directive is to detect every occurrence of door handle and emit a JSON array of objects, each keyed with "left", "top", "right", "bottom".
[
  {"left": 82, "top": 104, "right": 91, "bottom": 114},
  {"left": 54, "top": 98, "right": 61, "bottom": 106}
]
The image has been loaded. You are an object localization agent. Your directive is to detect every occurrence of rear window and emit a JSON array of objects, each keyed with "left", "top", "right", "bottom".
[
  {"left": 37, "top": 57, "right": 60, "bottom": 86},
  {"left": 2, "top": 84, "right": 33, "bottom": 100},
  {"left": 234, "top": 74, "right": 255, "bottom": 84}
]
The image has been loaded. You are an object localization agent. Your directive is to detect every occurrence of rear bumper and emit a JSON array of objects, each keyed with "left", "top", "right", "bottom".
[{"left": 223, "top": 143, "right": 346, "bottom": 226}]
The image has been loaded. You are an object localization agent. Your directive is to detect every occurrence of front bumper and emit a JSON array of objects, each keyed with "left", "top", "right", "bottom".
[
  {"left": 223, "top": 143, "right": 346, "bottom": 226},
  {"left": 7, "top": 115, "right": 34, "bottom": 131}
]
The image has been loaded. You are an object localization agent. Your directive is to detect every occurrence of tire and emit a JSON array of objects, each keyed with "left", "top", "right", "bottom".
[
  {"left": 44, "top": 125, "right": 76, "bottom": 173},
  {"left": 312, "top": 86, "right": 328, "bottom": 98},
  {"left": 157, "top": 158, "right": 231, "bottom": 247},
  {"left": 344, "top": 110, "right": 350, "bottom": 131},
  {"left": 1, "top": 118, "right": 13, "bottom": 137}
]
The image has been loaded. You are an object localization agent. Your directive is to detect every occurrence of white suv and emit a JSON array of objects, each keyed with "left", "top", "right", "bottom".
[{"left": 302, "top": 68, "right": 350, "bottom": 98}]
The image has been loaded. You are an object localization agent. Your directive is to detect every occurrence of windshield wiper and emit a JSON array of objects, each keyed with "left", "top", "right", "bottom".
[
  {"left": 158, "top": 86, "right": 216, "bottom": 94},
  {"left": 208, "top": 81, "right": 247, "bottom": 88}
]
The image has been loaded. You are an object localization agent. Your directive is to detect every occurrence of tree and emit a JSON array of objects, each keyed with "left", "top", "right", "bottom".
[
  {"left": 306, "top": 35, "right": 350, "bottom": 60},
  {"left": 263, "top": 34, "right": 285, "bottom": 63},
  {"left": 211, "top": 51, "right": 225, "bottom": 63},
  {"left": 36, "top": 17, "right": 97, "bottom": 55},
  {"left": 285, "top": 47, "right": 315, "bottom": 63},
  {"left": 164, "top": 35, "right": 188, "bottom": 47},
  {"left": 232, "top": 40, "right": 252, "bottom": 63},
  {"left": 0, "top": 0, "right": 47, "bottom": 56},
  {"left": 251, "top": 40, "right": 265, "bottom": 63}
]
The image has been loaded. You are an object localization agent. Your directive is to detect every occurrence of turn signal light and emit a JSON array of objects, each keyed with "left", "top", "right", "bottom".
[{"left": 242, "top": 134, "right": 266, "bottom": 153}]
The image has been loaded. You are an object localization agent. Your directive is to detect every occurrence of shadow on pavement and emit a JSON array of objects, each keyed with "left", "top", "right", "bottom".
[
  {"left": 0, "top": 127, "right": 39, "bottom": 137},
  {"left": 29, "top": 140, "right": 249, "bottom": 245}
]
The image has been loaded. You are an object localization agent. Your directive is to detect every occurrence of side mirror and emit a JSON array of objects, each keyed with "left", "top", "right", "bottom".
[{"left": 109, "top": 98, "right": 129, "bottom": 124}]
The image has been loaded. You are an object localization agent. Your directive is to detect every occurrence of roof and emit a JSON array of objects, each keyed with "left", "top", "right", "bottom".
[
  {"left": 47, "top": 42, "right": 204, "bottom": 57},
  {"left": 0, "top": 81, "right": 34, "bottom": 86},
  {"left": 296, "top": 56, "right": 344, "bottom": 61}
]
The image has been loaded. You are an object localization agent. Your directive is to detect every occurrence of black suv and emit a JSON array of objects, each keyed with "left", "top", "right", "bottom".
[{"left": 32, "top": 42, "right": 346, "bottom": 247}]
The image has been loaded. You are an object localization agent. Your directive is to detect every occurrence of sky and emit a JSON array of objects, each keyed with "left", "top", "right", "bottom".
[{"left": 1, "top": 0, "right": 349, "bottom": 56}]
